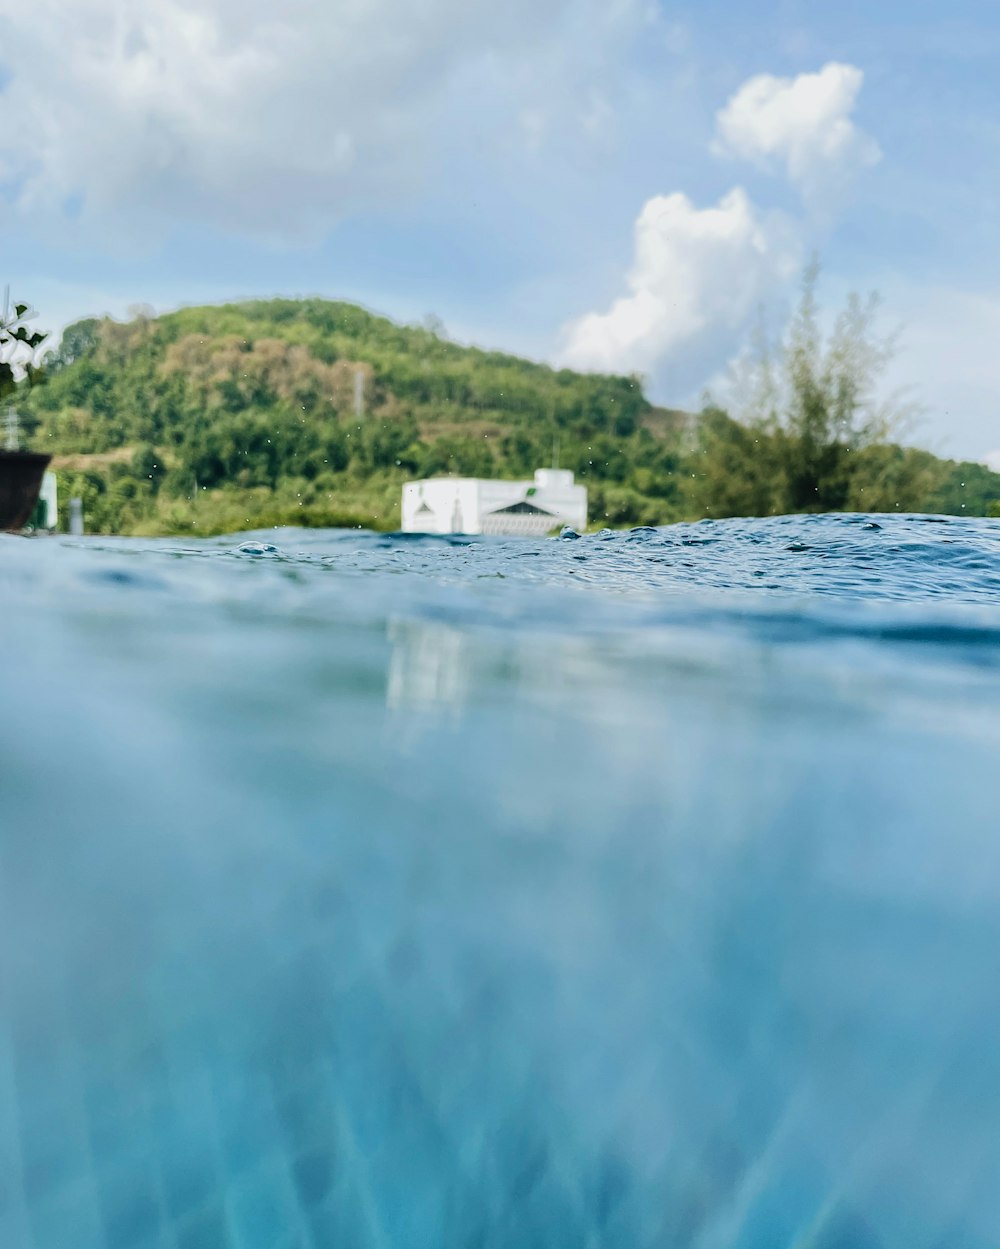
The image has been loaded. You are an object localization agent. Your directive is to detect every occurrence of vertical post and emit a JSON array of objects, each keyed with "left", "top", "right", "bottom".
[
  {"left": 40, "top": 472, "right": 57, "bottom": 530},
  {"left": 69, "top": 497, "right": 84, "bottom": 536},
  {"left": 353, "top": 368, "right": 365, "bottom": 420},
  {"left": 4, "top": 405, "right": 18, "bottom": 452}
]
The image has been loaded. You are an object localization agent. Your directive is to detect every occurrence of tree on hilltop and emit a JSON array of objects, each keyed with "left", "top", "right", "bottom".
[{"left": 691, "top": 263, "right": 936, "bottom": 516}]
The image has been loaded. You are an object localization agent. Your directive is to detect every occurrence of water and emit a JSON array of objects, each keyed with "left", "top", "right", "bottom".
[{"left": 2, "top": 513, "right": 1000, "bottom": 1249}]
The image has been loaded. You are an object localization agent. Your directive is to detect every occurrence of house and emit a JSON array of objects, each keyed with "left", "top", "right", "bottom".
[{"left": 401, "top": 469, "right": 587, "bottom": 536}]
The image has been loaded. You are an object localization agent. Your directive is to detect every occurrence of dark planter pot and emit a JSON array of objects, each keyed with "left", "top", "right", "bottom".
[{"left": 0, "top": 450, "right": 52, "bottom": 531}]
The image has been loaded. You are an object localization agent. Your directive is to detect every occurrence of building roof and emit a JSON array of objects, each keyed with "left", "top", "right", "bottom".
[{"left": 486, "top": 500, "right": 555, "bottom": 516}]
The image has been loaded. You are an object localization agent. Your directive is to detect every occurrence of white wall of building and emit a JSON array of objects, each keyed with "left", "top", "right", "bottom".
[
  {"left": 401, "top": 469, "right": 587, "bottom": 535},
  {"left": 402, "top": 478, "right": 480, "bottom": 534}
]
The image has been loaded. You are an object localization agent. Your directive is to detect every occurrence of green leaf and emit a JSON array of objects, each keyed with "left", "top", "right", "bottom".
[{"left": 14, "top": 303, "right": 28, "bottom": 318}]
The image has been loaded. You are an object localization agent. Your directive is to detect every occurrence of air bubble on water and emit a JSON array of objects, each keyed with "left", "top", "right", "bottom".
[
  {"left": 559, "top": 527, "right": 581, "bottom": 540},
  {"left": 237, "top": 542, "right": 280, "bottom": 556}
]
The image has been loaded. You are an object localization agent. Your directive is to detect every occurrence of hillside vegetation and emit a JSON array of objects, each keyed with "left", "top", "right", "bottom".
[{"left": 21, "top": 295, "right": 1000, "bottom": 534}]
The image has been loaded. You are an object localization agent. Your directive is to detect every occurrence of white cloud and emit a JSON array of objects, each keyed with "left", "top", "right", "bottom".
[
  {"left": 557, "top": 188, "right": 800, "bottom": 389},
  {"left": 2, "top": 0, "right": 645, "bottom": 245},
  {"left": 713, "top": 62, "right": 881, "bottom": 203},
  {"left": 558, "top": 62, "right": 884, "bottom": 394}
]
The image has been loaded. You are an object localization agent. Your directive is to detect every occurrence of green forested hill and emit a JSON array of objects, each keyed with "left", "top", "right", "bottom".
[
  {"left": 25, "top": 298, "right": 687, "bottom": 534},
  {"left": 21, "top": 297, "right": 1000, "bottom": 534}
]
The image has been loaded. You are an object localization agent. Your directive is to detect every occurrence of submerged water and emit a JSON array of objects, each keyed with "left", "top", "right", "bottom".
[{"left": 2, "top": 513, "right": 1000, "bottom": 1249}]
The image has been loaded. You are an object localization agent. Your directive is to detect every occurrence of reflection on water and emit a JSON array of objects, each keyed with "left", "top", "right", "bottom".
[
  {"left": 2, "top": 516, "right": 1000, "bottom": 1248},
  {"left": 387, "top": 619, "right": 472, "bottom": 709}
]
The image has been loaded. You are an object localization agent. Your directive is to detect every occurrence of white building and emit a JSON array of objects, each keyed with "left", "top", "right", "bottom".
[{"left": 401, "top": 469, "right": 587, "bottom": 536}]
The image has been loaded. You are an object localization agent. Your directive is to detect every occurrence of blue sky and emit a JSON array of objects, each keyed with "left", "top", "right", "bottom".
[{"left": 1, "top": 0, "right": 998, "bottom": 461}]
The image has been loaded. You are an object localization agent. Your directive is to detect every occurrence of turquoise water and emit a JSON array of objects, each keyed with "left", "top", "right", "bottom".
[{"left": 2, "top": 513, "right": 1000, "bottom": 1249}]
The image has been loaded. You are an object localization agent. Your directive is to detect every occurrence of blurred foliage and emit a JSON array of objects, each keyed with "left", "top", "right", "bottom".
[
  {"left": 20, "top": 291, "right": 1000, "bottom": 534},
  {"left": 687, "top": 267, "right": 1000, "bottom": 520},
  {"left": 0, "top": 293, "right": 49, "bottom": 403}
]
